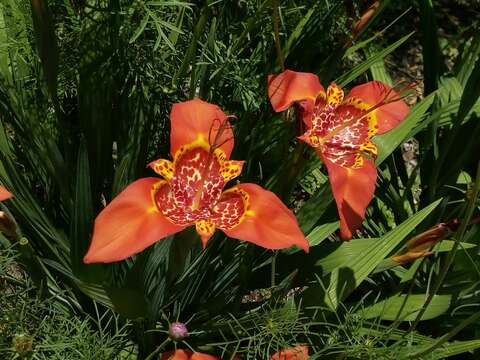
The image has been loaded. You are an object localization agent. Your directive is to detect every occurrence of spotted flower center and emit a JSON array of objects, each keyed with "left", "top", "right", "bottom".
[
  {"left": 150, "top": 145, "right": 248, "bottom": 240},
  {"left": 300, "top": 84, "right": 379, "bottom": 168}
]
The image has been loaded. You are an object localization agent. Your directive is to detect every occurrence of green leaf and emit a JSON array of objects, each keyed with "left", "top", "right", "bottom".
[
  {"left": 358, "top": 294, "right": 451, "bottom": 321},
  {"left": 283, "top": 221, "right": 338, "bottom": 255},
  {"left": 129, "top": 12, "right": 150, "bottom": 44},
  {"left": 336, "top": 32, "right": 414, "bottom": 87},
  {"left": 375, "top": 92, "right": 435, "bottom": 164},
  {"left": 315, "top": 237, "right": 377, "bottom": 275},
  {"left": 320, "top": 199, "right": 442, "bottom": 309},
  {"left": 30, "top": 0, "right": 59, "bottom": 103},
  {"left": 70, "top": 139, "right": 94, "bottom": 277},
  {"left": 418, "top": 0, "right": 442, "bottom": 94},
  {"left": 456, "top": 31, "right": 480, "bottom": 86},
  {"left": 403, "top": 340, "right": 480, "bottom": 360},
  {"left": 296, "top": 181, "right": 333, "bottom": 233},
  {"left": 457, "top": 54, "right": 480, "bottom": 122}
]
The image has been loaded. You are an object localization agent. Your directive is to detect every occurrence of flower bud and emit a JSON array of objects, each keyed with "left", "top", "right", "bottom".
[
  {"left": 12, "top": 333, "right": 33, "bottom": 355},
  {"left": 168, "top": 322, "right": 188, "bottom": 341}
]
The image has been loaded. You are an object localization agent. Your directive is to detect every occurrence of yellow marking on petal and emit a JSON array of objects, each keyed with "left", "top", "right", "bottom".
[
  {"left": 151, "top": 180, "right": 168, "bottom": 212},
  {"left": 342, "top": 96, "right": 379, "bottom": 137},
  {"left": 245, "top": 209, "right": 255, "bottom": 217},
  {"left": 149, "top": 159, "right": 174, "bottom": 180},
  {"left": 221, "top": 160, "right": 244, "bottom": 182},
  {"left": 360, "top": 140, "right": 378, "bottom": 158},
  {"left": 195, "top": 219, "right": 216, "bottom": 248},
  {"left": 352, "top": 154, "right": 364, "bottom": 169},
  {"left": 317, "top": 91, "right": 327, "bottom": 101},
  {"left": 326, "top": 83, "right": 344, "bottom": 107}
]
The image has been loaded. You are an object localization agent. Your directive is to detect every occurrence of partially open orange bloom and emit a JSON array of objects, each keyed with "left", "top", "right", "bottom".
[
  {"left": 84, "top": 99, "right": 308, "bottom": 263},
  {"left": 161, "top": 345, "right": 308, "bottom": 359},
  {"left": 268, "top": 70, "right": 409, "bottom": 239},
  {"left": 0, "top": 186, "right": 12, "bottom": 201}
]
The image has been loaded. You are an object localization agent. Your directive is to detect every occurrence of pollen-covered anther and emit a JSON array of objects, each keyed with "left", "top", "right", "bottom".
[{"left": 195, "top": 219, "right": 215, "bottom": 248}]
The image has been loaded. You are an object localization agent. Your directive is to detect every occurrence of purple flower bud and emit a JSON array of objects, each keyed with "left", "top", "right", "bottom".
[{"left": 169, "top": 322, "right": 188, "bottom": 341}]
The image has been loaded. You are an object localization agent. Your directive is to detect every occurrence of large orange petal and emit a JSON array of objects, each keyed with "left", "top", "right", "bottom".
[
  {"left": 322, "top": 155, "right": 377, "bottom": 240},
  {"left": 160, "top": 350, "right": 192, "bottom": 360},
  {"left": 170, "top": 99, "right": 234, "bottom": 158},
  {"left": 0, "top": 186, "right": 12, "bottom": 201},
  {"left": 268, "top": 70, "right": 325, "bottom": 112},
  {"left": 345, "top": 81, "right": 409, "bottom": 134},
  {"left": 191, "top": 352, "right": 221, "bottom": 360},
  {"left": 222, "top": 183, "right": 309, "bottom": 252},
  {"left": 270, "top": 345, "right": 309, "bottom": 360},
  {"left": 83, "top": 178, "right": 185, "bottom": 264}
]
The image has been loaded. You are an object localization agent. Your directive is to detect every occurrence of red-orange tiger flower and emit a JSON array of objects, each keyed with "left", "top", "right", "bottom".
[
  {"left": 161, "top": 345, "right": 309, "bottom": 359},
  {"left": 268, "top": 70, "right": 409, "bottom": 239},
  {"left": 83, "top": 99, "right": 308, "bottom": 263}
]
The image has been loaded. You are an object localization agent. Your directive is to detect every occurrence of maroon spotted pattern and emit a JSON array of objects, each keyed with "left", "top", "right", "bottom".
[
  {"left": 154, "top": 147, "right": 246, "bottom": 230},
  {"left": 211, "top": 191, "right": 245, "bottom": 229},
  {"left": 302, "top": 98, "right": 375, "bottom": 167}
]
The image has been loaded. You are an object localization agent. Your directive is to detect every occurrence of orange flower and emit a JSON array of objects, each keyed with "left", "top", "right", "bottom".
[
  {"left": 268, "top": 70, "right": 409, "bottom": 239},
  {"left": 0, "top": 186, "right": 12, "bottom": 201},
  {"left": 160, "top": 349, "right": 219, "bottom": 360},
  {"left": 161, "top": 345, "right": 308, "bottom": 359},
  {"left": 83, "top": 99, "right": 308, "bottom": 263}
]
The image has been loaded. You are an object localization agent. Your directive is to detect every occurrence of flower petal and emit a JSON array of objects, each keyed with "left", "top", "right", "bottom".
[
  {"left": 170, "top": 99, "right": 234, "bottom": 158},
  {"left": 270, "top": 345, "right": 309, "bottom": 360},
  {"left": 148, "top": 158, "right": 175, "bottom": 180},
  {"left": 160, "top": 350, "right": 192, "bottom": 360},
  {"left": 191, "top": 353, "right": 221, "bottom": 360},
  {"left": 0, "top": 186, "right": 12, "bottom": 201},
  {"left": 268, "top": 70, "right": 325, "bottom": 112},
  {"left": 221, "top": 160, "right": 244, "bottom": 182},
  {"left": 83, "top": 178, "right": 185, "bottom": 264},
  {"left": 322, "top": 155, "right": 377, "bottom": 240},
  {"left": 222, "top": 183, "right": 309, "bottom": 252},
  {"left": 345, "top": 81, "right": 410, "bottom": 134},
  {"left": 326, "top": 83, "right": 344, "bottom": 107}
]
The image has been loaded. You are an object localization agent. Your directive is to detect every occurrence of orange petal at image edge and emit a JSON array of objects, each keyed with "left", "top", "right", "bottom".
[
  {"left": 322, "top": 156, "right": 377, "bottom": 240},
  {"left": 268, "top": 69, "right": 325, "bottom": 112},
  {"left": 270, "top": 345, "right": 309, "bottom": 360},
  {"left": 161, "top": 346, "right": 308, "bottom": 359},
  {"left": 83, "top": 178, "right": 185, "bottom": 264},
  {"left": 170, "top": 99, "right": 234, "bottom": 159},
  {"left": 345, "top": 81, "right": 410, "bottom": 134},
  {"left": 161, "top": 350, "right": 220, "bottom": 360},
  {"left": 223, "top": 183, "right": 309, "bottom": 252},
  {"left": 0, "top": 186, "right": 12, "bottom": 201}
]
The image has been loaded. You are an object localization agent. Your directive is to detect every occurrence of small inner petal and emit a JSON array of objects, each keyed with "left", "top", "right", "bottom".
[
  {"left": 221, "top": 160, "right": 244, "bottom": 182},
  {"left": 149, "top": 159, "right": 175, "bottom": 180},
  {"left": 211, "top": 188, "right": 249, "bottom": 230}
]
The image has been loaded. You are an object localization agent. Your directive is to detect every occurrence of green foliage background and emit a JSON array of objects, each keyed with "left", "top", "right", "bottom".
[{"left": 0, "top": 0, "right": 479, "bottom": 359}]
